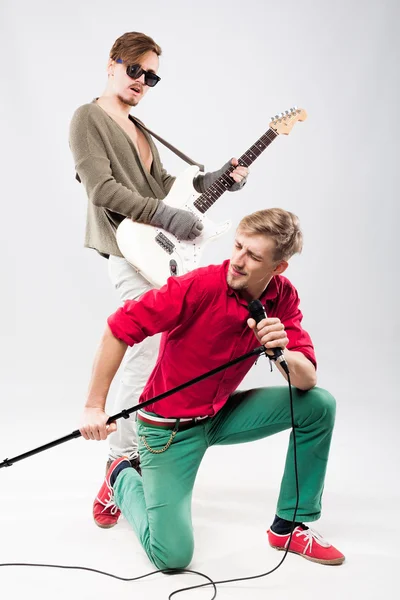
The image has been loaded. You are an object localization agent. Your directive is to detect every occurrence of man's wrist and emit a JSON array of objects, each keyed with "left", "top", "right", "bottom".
[
  {"left": 265, "top": 347, "right": 288, "bottom": 358},
  {"left": 84, "top": 399, "right": 106, "bottom": 411}
]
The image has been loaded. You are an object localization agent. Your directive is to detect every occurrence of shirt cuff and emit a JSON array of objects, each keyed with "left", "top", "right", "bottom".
[{"left": 107, "top": 308, "right": 144, "bottom": 347}]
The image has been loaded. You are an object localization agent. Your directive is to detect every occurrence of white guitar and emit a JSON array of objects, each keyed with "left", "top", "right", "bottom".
[{"left": 116, "top": 107, "right": 307, "bottom": 288}]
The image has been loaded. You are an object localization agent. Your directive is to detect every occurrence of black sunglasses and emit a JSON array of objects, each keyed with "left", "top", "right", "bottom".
[{"left": 116, "top": 59, "right": 161, "bottom": 88}]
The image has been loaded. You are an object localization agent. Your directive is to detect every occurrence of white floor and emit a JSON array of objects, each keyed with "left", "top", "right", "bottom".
[{"left": 0, "top": 405, "right": 398, "bottom": 600}]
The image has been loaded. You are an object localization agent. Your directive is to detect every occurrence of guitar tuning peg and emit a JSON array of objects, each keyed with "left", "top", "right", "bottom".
[
  {"left": 270, "top": 116, "right": 275, "bottom": 121},
  {"left": 293, "top": 105, "right": 298, "bottom": 110},
  {"left": 275, "top": 114, "right": 279, "bottom": 119},
  {"left": 285, "top": 110, "right": 289, "bottom": 115}
]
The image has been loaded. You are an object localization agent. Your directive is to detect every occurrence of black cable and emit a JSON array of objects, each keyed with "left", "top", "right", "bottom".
[
  {"left": 0, "top": 365, "right": 300, "bottom": 600},
  {"left": 168, "top": 371, "right": 299, "bottom": 598},
  {"left": 0, "top": 564, "right": 217, "bottom": 598}
]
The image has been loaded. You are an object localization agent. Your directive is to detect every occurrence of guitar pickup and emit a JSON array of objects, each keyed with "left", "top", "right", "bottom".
[{"left": 155, "top": 232, "right": 175, "bottom": 255}]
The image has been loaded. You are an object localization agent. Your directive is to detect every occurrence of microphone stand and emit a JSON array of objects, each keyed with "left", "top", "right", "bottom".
[{"left": 0, "top": 345, "right": 266, "bottom": 469}]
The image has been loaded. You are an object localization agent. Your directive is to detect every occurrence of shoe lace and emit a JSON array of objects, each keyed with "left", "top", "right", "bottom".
[
  {"left": 289, "top": 527, "right": 331, "bottom": 555},
  {"left": 97, "top": 485, "right": 119, "bottom": 515}
]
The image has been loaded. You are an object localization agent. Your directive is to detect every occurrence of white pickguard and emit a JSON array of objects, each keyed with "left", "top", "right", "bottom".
[{"left": 116, "top": 165, "right": 231, "bottom": 288}]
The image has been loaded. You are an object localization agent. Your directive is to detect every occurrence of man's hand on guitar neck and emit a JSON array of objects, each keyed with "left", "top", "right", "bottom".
[
  {"left": 194, "top": 158, "right": 249, "bottom": 193},
  {"left": 149, "top": 158, "right": 248, "bottom": 242},
  {"left": 229, "top": 158, "right": 249, "bottom": 187}
]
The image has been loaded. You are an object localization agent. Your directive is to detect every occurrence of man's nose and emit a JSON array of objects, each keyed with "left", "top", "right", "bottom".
[{"left": 234, "top": 250, "right": 246, "bottom": 265}]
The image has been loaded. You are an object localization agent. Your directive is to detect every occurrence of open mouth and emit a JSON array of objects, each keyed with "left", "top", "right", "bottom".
[{"left": 129, "top": 85, "right": 142, "bottom": 94}]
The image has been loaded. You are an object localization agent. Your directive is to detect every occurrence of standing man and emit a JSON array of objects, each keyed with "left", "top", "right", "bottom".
[
  {"left": 80, "top": 208, "right": 344, "bottom": 569},
  {"left": 69, "top": 32, "right": 248, "bottom": 472}
]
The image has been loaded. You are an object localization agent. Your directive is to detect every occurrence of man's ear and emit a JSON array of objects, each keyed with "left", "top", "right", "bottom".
[
  {"left": 107, "top": 58, "right": 114, "bottom": 77},
  {"left": 273, "top": 260, "right": 288, "bottom": 276}
]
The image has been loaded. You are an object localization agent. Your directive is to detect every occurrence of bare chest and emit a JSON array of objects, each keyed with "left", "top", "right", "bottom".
[{"left": 112, "top": 115, "right": 154, "bottom": 172}]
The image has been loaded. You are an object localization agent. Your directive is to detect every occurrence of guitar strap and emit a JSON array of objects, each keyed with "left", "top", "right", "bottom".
[
  {"left": 130, "top": 116, "right": 205, "bottom": 172},
  {"left": 75, "top": 117, "right": 205, "bottom": 182}
]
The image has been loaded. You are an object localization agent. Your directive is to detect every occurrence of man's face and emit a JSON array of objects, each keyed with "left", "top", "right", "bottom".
[
  {"left": 227, "top": 229, "right": 288, "bottom": 297},
  {"left": 109, "top": 51, "right": 159, "bottom": 107}
]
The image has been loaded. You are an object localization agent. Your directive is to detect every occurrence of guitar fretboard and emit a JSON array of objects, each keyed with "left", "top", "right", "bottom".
[{"left": 194, "top": 128, "right": 278, "bottom": 214}]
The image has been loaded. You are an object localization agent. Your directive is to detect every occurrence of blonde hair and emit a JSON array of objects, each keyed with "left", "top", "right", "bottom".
[{"left": 238, "top": 208, "right": 303, "bottom": 262}]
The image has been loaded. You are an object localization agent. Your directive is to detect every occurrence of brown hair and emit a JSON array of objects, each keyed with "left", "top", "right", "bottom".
[
  {"left": 238, "top": 208, "right": 303, "bottom": 262},
  {"left": 109, "top": 32, "right": 162, "bottom": 64}
]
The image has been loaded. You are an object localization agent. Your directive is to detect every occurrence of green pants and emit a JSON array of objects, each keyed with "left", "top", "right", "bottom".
[{"left": 113, "top": 386, "right": 336, "bottom": 570}]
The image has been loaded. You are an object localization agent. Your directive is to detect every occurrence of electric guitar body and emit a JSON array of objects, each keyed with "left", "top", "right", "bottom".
[{"left": 116, "top": 108, "right": 307, "bottom": 288}]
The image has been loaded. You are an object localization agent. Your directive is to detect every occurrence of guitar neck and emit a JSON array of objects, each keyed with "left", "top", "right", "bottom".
[{"left": 194, "top": 127, "right": 278, "bottom": 214}]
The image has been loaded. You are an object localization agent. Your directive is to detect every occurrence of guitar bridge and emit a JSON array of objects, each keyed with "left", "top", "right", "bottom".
[{"left": 155, "top": 232, "right": 175, "bottom": 255}]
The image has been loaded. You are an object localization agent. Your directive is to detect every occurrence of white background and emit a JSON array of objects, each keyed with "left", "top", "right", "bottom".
[{"left": 0, "top": 0, "right": 398, "bottom": 598}]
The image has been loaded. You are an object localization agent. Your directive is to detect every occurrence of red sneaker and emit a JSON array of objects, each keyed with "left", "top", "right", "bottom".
[
  {"left": 93, "top": 457, "right": 131, "bottom": 529},
  {"left": 267, "top": 526, "right": 345, "bottom": 565}
]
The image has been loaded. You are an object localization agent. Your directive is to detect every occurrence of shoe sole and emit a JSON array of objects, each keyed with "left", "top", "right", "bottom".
[
  {"left": 270, "top": 545, "right": 345, "bottom": 565},
  {"left": 93, "top": 517, "right": 118, "bottom": 529}
]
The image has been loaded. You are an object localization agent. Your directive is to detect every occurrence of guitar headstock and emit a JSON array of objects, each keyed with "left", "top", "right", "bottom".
[{"left": 269, "top": 107, "right": 307, "bottom": 135}]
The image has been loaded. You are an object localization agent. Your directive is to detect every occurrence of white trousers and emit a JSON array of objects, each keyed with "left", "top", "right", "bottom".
[{"left": 107, "top": 256, "right": 161, "bottom": 460}]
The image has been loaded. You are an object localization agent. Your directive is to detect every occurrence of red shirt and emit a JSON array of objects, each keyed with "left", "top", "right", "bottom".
[{"left": 107, "top": 260, "right": 316, "bottom": 418}]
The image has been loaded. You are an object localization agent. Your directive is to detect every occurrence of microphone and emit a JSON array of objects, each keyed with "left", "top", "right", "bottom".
[{"left": 248, "top": 299, "right": 289, "bottom": 374}]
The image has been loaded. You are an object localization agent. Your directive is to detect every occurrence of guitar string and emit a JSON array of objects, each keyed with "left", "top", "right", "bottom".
[{"left": 194, "top": 128, "right": 279, "bottom": 213}]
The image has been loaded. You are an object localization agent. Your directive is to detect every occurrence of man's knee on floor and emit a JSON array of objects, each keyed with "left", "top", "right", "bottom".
[{"left": 153, "top": 541, "right": 194, "bottom": 571}]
